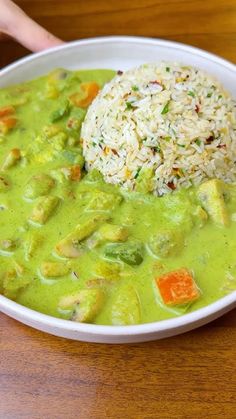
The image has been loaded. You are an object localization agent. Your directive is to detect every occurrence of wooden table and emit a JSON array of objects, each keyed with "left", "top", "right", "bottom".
[{"left": 1, "top": 1, "right": 236, "bottom": 418}]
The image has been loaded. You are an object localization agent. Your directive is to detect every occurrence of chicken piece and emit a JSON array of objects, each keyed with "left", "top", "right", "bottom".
[
  {"left": 30, "top": 195, "right": 60, "bottom": 224},
  {"left": 98, "top": 223, "right": 129, "bottom": 242},
  {"left": 148, "top": 229, "right": 183, "bottom": 258},
  {"left": 94, "top": 260, "right": 121, "bottom": 281},
  {"left": 86, "top": 191, "right": 122, "bottom": 212},
  {"left": 59, "top": 288, "right": 105, "bottom": 323},
  {"left": 2, "top": 262, "right": 30, "bottom": 299},
  {"left": 55, "top": 215, "right": 108, "bottom": 258},
  {"left": 24, "top": 174, "right": 55, "bottom": 199},
  {"left": 40, "top": 261, "right": 70, "bottom": 278}
]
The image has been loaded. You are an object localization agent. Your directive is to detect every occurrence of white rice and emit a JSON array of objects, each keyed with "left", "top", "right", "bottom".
[{"left": 81, "top": 63, "right": 236, "bottom": 195}]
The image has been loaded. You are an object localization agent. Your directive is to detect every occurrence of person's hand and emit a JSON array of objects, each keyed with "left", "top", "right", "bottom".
[{"left": 0, "top": 0, "right": 64, "bottom": 51}]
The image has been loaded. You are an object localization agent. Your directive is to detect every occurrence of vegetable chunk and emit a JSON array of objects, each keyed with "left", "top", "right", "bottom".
[
  {"left": 40, "top": 261, "right": 70, "bottom": 278},
  {"left": 60, "top": 165, "right": 81, "bottom": 181},
  {"left": 55, "top": 215, "right": 108, "bottom": 258},
  {"left": 0, "top": 173, "right": 11, "bottom": 192},
  {"left": 59, "top": 288, "right": 105, "bottom": 323},
  {"left": 69, "top": 82, "right": 100, "bottom": 108},
  {"left": 98, "top": 223, "right": 128, "bottom": 242},
  {"left": 24, "top": 174, "right": 55, "bottom": 199},
  {"left": 197, "top": 179, "right": 229, "bottom": 226},
  {"left": 0, "top": 238, "right": 17, "bottom": 253},
  {"left": 50, "top": 100, "right": 70, "bottom": 122},
  {"left": 24, "top": 233, "right": 42, "bottom": 260},
  {"left": 0, "top": 106, "right": 15, "bottom": 118},
  {"left": 104, "top": 240, "right": 144, "bottom": 265},
  {"left": 2, "top": 262, "right": 30, "bottom": 299},
  {"left": 86, "top": 191, "right": 122, "bottom": 212},
  {"left": 30, "top": 195, "right": 60, "bottom": 224},
  {"left": 148, "top": 229, "right": 183, "bottom": 258},
  {"left": 135, "top": 167, "right": 154, "bottom": 194},
  {"left": 94, "top": 260, "right": 121, "bottom": 281},
  {"left": 156, "top": 268, "right": 200, "bottom": 306},
  {"left": 1, "top": 148, "right": 21, "bottom": 170},
  {"left": 0, "top": 117, "right": 18, "bottom": 134},
  {"left": 111, "top": 285, "right": 141, "bottom": 325}
]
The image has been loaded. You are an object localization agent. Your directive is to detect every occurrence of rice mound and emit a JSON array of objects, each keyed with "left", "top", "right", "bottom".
[{"left": 81, "top": 63, "right": 236, "bottom": 195}]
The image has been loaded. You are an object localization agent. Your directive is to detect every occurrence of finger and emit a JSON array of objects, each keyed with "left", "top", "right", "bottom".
[
  {"left": 11, "top": 17, "right": 64, "bottom": 52},
  {"left": 1, "top": 0, "right": 64, "bottom": 51}
]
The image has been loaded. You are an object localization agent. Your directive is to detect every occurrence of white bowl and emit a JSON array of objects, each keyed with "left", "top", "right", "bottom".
[{"left": 0, "top": 36, "right": 236, "bottom": 343}]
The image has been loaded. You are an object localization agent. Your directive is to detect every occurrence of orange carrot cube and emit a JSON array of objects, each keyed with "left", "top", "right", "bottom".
[
  {"left": 0, "top": 106, "right": 15, "bottom": 118},
  {"left": 156, "top": 268, "right": 200, "bottom": 306},
  {"left": 0, "top": 117, "right": 18, "bottom": 134},
  {"left": 69, "top": 82, "right": 100, "bottom": 108}
]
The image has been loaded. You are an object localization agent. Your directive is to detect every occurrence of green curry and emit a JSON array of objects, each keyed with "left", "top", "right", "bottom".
[{"left": 0, "top": 68, "right": 235, "bottom": 326}]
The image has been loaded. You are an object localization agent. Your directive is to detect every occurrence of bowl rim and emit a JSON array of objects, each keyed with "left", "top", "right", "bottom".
[
  {"left": 1, "top": 35, "right": 236, "bottom": 77},
  {"left": 1, "top": 291, "right": 236, "bottom": 336},
  {"left": 0, "top": 35, "right": 236, "bottom": 337}
]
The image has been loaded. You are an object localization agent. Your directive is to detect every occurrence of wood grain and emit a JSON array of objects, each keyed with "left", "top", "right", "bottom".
[
  {"left": 1, "top": 1, "right": 236, "bottom": 418},
  {"left": 1, "top": 311, "right": 236, "bottom": 419},
  {"left": 1, "top": 0, "right": 236, "bottom": 68}
]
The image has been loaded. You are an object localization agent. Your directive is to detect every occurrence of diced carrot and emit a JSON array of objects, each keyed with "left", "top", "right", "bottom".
[
  {"left": 156, "top": 268, "right": 200, "bottom": 306},
  {"left": 0, "top": 117, "right": 18, "bottom": 134},
  {"left": 61, "top": 165, "right": 81, "bottom": 181},
  {"left": 69, "top": 82, "right": 100, "bottom": 108},
  {"left": 69, "top": 165, "right": 81, "bottom": 181},
  {"left": 0, "top": 106, "right": 15, "bottom": 118}
]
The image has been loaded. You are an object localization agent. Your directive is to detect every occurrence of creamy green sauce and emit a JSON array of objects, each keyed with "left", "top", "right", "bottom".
[{"left": 0, "top": 68, "right": 236, "bottom": 326}]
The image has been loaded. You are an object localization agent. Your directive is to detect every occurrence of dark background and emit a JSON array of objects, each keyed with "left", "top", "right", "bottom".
[{"left": 1, "top": 0, "right": 236, "bottom": 68}]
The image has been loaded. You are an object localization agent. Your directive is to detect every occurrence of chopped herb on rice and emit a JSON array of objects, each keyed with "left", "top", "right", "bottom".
[{"left": 82, "top": 62, "right": 236, "bottom": 196}]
